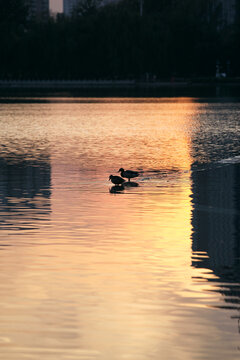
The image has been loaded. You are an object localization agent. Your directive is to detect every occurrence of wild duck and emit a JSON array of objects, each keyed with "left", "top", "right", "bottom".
[
  {"left": 118, "top": 168, "right": 139, "bottom": 182},
  {"left": 109, "top": 175, "right": 125, "bottom": 186}
]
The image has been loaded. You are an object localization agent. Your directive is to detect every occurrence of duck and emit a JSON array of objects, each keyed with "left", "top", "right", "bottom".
[
  {"left": 109, "top": 175, "right": 125, "bottom": 186},
  {"left": 118, "top": 168, "right": 139, "bottom": 182}
]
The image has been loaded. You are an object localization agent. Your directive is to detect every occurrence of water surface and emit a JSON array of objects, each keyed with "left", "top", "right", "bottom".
[{"left": 0, "top": 98, "right": 240, "bottom": 359}]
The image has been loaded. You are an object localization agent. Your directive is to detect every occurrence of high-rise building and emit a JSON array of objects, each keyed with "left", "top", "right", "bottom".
[
  {"left": 63, "top": 0, "right": 79, "bottom": 16},
  {"left": 27, "top": 0, "right": 49, "bottom": 20}
]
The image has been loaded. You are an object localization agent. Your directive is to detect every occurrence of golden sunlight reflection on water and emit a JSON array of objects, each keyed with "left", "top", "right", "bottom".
[{"left": 0, "top": 99, "right": 239, "bottom": 359}]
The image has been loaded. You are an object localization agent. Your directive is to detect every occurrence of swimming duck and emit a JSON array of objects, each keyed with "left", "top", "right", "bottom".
[
  {"left": 109, "top": 175, "right": 125, "bottom": 186},
  {"left": 118, "top": 168, "right": 139, "bottom": 182}
]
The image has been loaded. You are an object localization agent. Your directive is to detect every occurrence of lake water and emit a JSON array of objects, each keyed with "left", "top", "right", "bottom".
[{"left": 0, "top": 97, "right": 240, "bottom": 359}]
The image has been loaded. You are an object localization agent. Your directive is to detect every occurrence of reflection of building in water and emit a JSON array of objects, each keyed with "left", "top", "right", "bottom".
[
  {"left": 191, "top": 163, "right": 240, "bottom": 320},
  {"left": 0, "top": 157, "right": 51, "bottom": 230},
  {"left": 191, "top": 164, "right": 239, "bottom": 272}
]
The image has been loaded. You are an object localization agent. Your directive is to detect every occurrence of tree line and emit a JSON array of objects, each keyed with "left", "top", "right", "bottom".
[{"left": 0, "top": 0, "right": 240, "bottom": 80}]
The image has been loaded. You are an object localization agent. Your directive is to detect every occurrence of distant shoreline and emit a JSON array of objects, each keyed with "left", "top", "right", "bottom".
[
  {"left": 1, "top": 80, "right": 240, "bottom": 99},
  {"left": 1, "top": 79, "right": 240, "bottom": 90},
  {"left": 0, "top": 79, "right": 188, "bottom": 90}
]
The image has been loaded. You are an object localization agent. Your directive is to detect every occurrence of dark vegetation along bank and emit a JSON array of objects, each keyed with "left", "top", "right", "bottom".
[{"left": 1, "top": 0, "right": 240, "bottom": 80}]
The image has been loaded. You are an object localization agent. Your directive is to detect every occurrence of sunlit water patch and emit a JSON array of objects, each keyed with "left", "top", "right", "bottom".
[{"left": 0, "top": 98, "right": 240, "bottom": 359}]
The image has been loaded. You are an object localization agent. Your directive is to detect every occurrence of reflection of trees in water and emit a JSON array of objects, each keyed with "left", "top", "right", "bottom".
[
  {"left": 191, "top": 163, "right": 240, "bottom": 330},
  {"left": 0, "top": 156, "right": 51, "bottom": 230}
]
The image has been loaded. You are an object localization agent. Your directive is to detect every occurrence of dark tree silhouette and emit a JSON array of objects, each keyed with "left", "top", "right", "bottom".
[{"left": 0, "top": 0, "right": 239, "bottom": 80}]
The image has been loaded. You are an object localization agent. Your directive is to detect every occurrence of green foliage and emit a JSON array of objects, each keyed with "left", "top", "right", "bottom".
[{"left": 0, "top": 0, "right": 239, "bottom": 79}]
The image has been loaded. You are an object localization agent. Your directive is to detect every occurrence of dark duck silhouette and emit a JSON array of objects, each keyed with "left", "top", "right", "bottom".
[
  {"left": 118, "top": 168, "right": 139, "bottom": 182},
  {"left": 109, "top": 175, "right": 125, "bottom": 186}
]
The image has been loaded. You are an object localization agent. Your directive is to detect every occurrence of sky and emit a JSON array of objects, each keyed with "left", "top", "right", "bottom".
[{"left": 50, "top": 0, "right": 63, "bottom": 13}]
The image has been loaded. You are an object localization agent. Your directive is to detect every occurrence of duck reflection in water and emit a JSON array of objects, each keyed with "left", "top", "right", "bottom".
[
  {"left": 108, "top": 174, "right": 139, "bottom": 193},
  {"left": 109, "top": 185, "right": 125, "bottom": 193},
  {"left": 109, "top": 182, "right": 139, "bottom": 193},
  {"left": 123, "top": 181, "right": 139, "bottom": 187}
]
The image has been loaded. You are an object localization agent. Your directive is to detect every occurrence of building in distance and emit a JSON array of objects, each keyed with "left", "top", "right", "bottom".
[
  {"left": 62, "top": 0, "right": 236, "bottom": 24},
  {"left": 63, "top": 0, "right": 78, "bottom": 16},
  {"left": 63, "top": 0, "right": 118, "bottom": 17},
  {"left": 26, "top": 0, "right": 49, "bottom": 20}
]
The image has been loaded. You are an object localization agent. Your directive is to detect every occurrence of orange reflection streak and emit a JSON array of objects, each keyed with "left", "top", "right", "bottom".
[{"left": 47, "top": 100, "right": 197, "bottom": 357}]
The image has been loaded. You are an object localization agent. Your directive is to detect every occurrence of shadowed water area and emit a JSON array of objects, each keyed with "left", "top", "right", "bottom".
[{"left": 0, "top": 97, "right": 240, "bottom": 359}]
